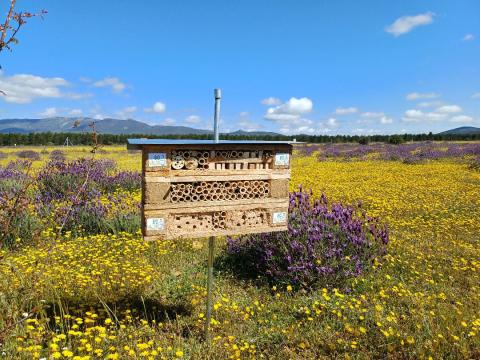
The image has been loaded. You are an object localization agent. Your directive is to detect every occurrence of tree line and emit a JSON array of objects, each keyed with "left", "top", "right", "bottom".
[{"left": 0, "top": 131, "right": 478, "bottom": 146}]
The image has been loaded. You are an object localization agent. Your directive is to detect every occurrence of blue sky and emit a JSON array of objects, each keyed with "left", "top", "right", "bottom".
[{"left": 0, "top": 0, "right": 479, "bottom": 135}]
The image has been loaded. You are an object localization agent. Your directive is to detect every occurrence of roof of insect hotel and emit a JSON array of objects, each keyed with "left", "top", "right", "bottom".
[{"left": 127, "top": 138, "right": 297, "bottom": 150}]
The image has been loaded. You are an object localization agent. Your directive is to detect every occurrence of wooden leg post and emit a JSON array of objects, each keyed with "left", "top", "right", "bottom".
[{"left": 205, "top": 235, "right": 215, "bottom": 341}]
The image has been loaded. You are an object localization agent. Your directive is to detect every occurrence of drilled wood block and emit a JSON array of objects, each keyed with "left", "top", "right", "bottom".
[
  {"left": 270, "top": 178, "right": 289, "bottom": 198},
  {"left": 143, "top": 202, "right": 289, "bottom": 240}
]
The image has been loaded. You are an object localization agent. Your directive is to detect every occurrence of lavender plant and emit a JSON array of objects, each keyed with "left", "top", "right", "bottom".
[
  {"left": 0, "top": 157, "right": 141, "bottom": 247},
  {"left": 224, "top": 188, "right": 388, "bottom": 290},
  {"left": 16, "top": 150, "right": 40, "bottom": 160},
  {"left": 49, "top": 149, "right": 65, "bottom": 161},
  {"left": 310, "top": 142, "right": 480, "bottom": 163}
]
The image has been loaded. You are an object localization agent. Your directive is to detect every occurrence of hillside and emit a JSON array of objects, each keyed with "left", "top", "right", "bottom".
[
  {"left": 0, "top": 117, "right": 213, "bottom": 135},
  {"left": 0, "top": 117, "right": 284, "bottom": 137},
  {"left": 438, "top": 126, "right": 480, "bottom": 135}
]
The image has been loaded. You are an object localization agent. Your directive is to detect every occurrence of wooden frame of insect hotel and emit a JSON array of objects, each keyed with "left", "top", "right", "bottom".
[{"left": 127, "top": 138, "right": 293, "bottom": 240}]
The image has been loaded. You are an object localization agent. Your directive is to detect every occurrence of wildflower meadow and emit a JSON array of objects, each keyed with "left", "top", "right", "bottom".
[{"left": 0, "top": 142, "right": 479, "bottom": 359}]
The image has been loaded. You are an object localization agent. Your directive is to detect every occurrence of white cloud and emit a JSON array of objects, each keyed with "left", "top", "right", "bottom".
[
  {"left": 67, "top": 92, "right": 93, "bottom": 100},
  {"left": 450, "top": 115, "right": 473, "bottom": 123},
  {"left": 416, "top": 100, "right": 443, "bottom": 108},
  {"left": 361, "top": 111, "right": 384, "bottom": 118},
  {"left": 116, "top": 106, "right": 137, "bottom": 119},
  {"left": 435, "top": 105, "right": 462, "bottom": 114},
  {"left": 0, "top": 72, "right": 71, "bottom": 104},
  {"left": 261, "top": 97, "right": 281, "bottom": 106},
  {"left": 39, "top": 107, "right": 58, "bottom": 117},
  {"left": 144, "top": 101, "right": 166, "bottom": 113},
  {"left": 161, "top": 118, "right": 176, "bottom": 126},
  {"left": 402, "top": 109, "right": 447, "bottom": 122},
  {"left": 472, "top": 92, "right": 480, "bottom": 99},
  {"left": 69, "top": 109, "right": 82, "bottom": 116},
  {"left": 380, "top": 116, "right": 394, "bottom": 124},
  {"left": 279, "top": 125, "right": 317, "bottom": 135},
  {"left": 352, "top": 128, "right": 378, "bottom": 134},
  {"left": 123, "top": 106, "right": 137, "bottom": 113},
  {"left": 334, "top": 107, "right": 358, "bottom": 115},
  {"left": 238, "top": 119, "right": 259, "bottom": 132},
  {"left": 385, "top": 12, "right": 434, "bottom": 37},
  {"left": 93, "top": 77, "right": 126, "bottom": 93},
  {"left": 185, "top": 115, "right": 201, "bottom": 124},
  {"left": 406, "top": 92, "right": 440, "bottom": 100},
  {"left": 462, "top": 34, "right": 475, "bottom": 41},
  {"left": 264, "top": 97, "right": 313, "bottom": 122},
  {"left": 325, "top": 118, "right": 338, "bottom": 127}
]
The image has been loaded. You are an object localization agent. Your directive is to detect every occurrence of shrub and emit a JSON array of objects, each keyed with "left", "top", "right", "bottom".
[
  {"left": 49, "top": 149, "right": 66, "bottom": 161},
  {"left": 469, "top": 156, "right": 480, "bottom": 171},
  {"left": 223, "top": 188, "right": 388, "bottom": 290},
  {"left": 99, "top": 171, "right": 141, "bottom": 192},
  {"left": 358, "top": 136, "right": 370, "bottom": 145},
  {"left": 16, "top": 150, "right": 40, "bottom": 160},
  {"left": 388, "top": 135, "right": 405, "bottom": 145}
]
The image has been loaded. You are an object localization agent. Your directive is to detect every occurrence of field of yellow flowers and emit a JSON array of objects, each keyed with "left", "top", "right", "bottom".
[{"left": 0, "top": 145, "right": 479, "bottom": 359}]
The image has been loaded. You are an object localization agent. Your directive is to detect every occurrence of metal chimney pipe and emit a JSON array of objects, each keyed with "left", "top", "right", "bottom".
[{"left": 213, "top": 88, "right": 221, "bottom": 143}]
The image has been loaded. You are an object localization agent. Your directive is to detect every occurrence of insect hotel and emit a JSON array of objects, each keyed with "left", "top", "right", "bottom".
[{"left": 127, "top": 139, "right": 293, "bottom": 241}]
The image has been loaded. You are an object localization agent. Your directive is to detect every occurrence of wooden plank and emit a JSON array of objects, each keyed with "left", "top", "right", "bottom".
[
  {"left": 144, "top": 172, "right": 290, "bottom": 183},
  {"left": 144, "top": 200, "right": 288, "bottom": 214},
  {"left": 143, "top": 204, "right": 289, "bottom": 239},
  {"left": 143, "top": 197, "right": 287, "bottom": 210},
  {"left": 143, "top": 224, "right": 287, "bottom": 241}
]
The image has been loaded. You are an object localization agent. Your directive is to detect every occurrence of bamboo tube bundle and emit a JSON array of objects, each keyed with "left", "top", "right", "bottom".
[
  {"left": 185, "top": 158, "right": 198, "bottom": 170},
  {"left": 169, "top": 180, "right": 270, "bottom": 203},
  {"left": 198, "top": 157, "right": 207, "bottom": 165}
]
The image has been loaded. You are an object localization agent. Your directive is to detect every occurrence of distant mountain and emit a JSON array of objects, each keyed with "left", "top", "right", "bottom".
[
  {"left": 0, "top": 117, "right": 209, "bottom": 135},
  {"left": 439, "top": 126, "right": 480, "bottom": 135},
  {"left": 0, "top": 117, "right": 283, "bottom": 137},
  {"left": 229, "top": 129, "right": 282, "bottom": 137}
]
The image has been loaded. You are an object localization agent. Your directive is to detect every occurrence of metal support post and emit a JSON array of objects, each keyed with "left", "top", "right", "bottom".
[
  {"left": 213, "top": 89, "right": 221, "bottom": 143},
  {"left": 205, "top": 235, "right": 215, "bottom": 340},
  {"left": 205, "top": 88, "right": 221, "bottom": 341}
]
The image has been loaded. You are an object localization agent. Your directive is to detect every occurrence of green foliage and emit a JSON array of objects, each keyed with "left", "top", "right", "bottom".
[
  {"left": 0, "top": 130, "right": 479, "bottom": 146},
  {"left": 358, "top": 136, "right": 369, "bottom": 145},
  {"left": 388, "top": 135, "right": 405, "bottom": 145}
]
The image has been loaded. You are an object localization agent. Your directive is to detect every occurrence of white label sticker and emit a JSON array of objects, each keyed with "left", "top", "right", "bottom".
[
  {"left": 146, "top": 218, "right": 165, "bottom": 231},
  {"left": 148, "top": 153, "right": 167, "bottom": 167},
  {"left": 275, "top": 153, "right": 290, "bottom": 166},
  {"left": 272, "top": 211, "right": 287, "bottom": 224}
]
